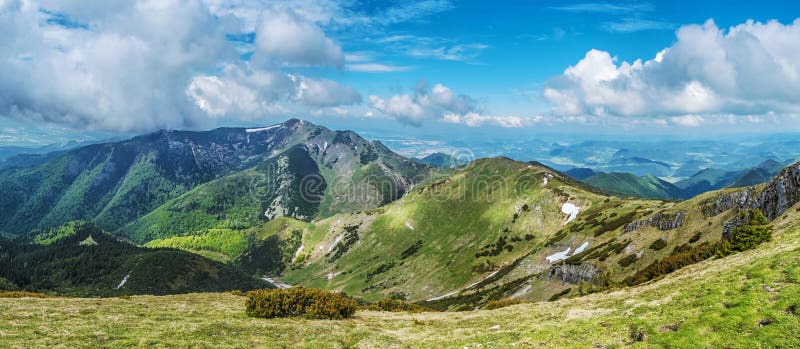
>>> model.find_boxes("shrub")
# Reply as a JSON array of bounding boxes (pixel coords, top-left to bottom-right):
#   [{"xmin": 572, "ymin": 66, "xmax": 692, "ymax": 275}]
[
  {"xmin": 364, "ymin": 298, "xmax": 432, "ymax": 313},
  {"xmin": 723, "ymin": 209, "xmax": 772, "ymax": 253},
  {"xmin": 548, "ymin": 288, "xmax": 572, "ymax": 301},
  {"xmin": 245, "ymin": 287, "xmax": 358, "ymax": 320},
  {"xmin": 618, "ymin": 254, "xmax": 637, "ymax": 267},
  {"xmin": 484, "ymin": 298, "xmax": 525, "ymax": 310},
  {"xmin": 649, "ymin": 239, "xmax": 667, "ymax": 251},
  {"xmin": 625, "ymin": 209, "xmax": 773, "ymax": 286},
  {"xmin": 0, "ymin": 291, "xmax": 55, "ymax": 298}
]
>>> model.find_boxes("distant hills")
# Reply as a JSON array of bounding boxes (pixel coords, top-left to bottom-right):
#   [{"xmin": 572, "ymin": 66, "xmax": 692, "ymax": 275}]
[
  {"xmin": 566, "ymin": 159, "xmax": 786, "ymax": 200},
  {"xmin": 0, "ymin": 222, "xmax": 265, "ymax": 296},
  {"xmin": 2, "ymin": 118, "xmax": 800, "ymax": 307},
  {"xmin": 0, "ymin": 119, "xmax": 436, "ymax": 237},
  {"xmin": 415, "ymin": 152, "xmax": 465, "ymax": 168}
]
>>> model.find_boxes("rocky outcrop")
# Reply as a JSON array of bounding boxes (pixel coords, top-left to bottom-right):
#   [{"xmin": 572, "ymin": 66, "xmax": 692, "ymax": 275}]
[
  {"xmin": 547, "ymin": 263, "xmax": 598, "ymax": 284},
  {"xmin": 756, "ymin": 162, "xmax": 800, "ymax": 220},
  {"xmin": 721, "ymin": 162, "xmax": 800, "ymax": 235},
  {"xmin": 623, "ymin": 211, "xmax": 687, "ymax": 232},
  {"xmin": 700, "ymin": 188, "xmax": 758, "ymax": 218}
]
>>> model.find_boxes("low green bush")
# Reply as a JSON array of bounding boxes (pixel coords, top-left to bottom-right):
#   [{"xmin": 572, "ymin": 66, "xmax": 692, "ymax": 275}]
[
  {"xmin": 484, "ymin": 298, "xmax": 525, "ymax": 310},
  {"xmin": 363, "ymin": 298, "xmax": 432, "ymax": 313},
  {"xmin": 649, "ymin": 239, "xmax": 667, "ymax": 251},
  {"xmin": 0, "ymin": 291, "xmax": 55, "ymax": 298},
  {"xmin": 245, "ymin": 287, "xmax": 358, "ymax": 320},
  {"xmin": 626, "ymin": 209, "xmax": 773, "ymax": 286}
]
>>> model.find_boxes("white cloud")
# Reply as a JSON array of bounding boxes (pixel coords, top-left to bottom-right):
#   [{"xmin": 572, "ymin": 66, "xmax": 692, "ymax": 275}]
[
  {"xmin": 0, "ymin": 0, "xmax": 228, "ymax": 132},
  {"xmin": 254, "ymin": 9, "xmax": 343, "ymax": 67},
  {"xmin": 369, "ymin": 94, "xmax": 428, "ymax": 126},
  {"xmin": 550, "ymin": 3, "xmax": 653, "ymax": 14},
  {"xmin": 603, "ymin": 18, "xmax": 675, "ymax": 33},
  {"xmin": 186, "ymin": 64, "xmax": 360, "ymax": 116},
  {"xmin": 0, "ymin": 1, "xmax": 365, "ymax": 132},
  {"xmin": 368, "ymin": 82, "xmax": 477, "ymax": 126},
  {"xmin": 670, "ymin": 115, "xmax": 705, "ymax": 127},
  {"xmin": 407, "ymin": 43, "xmax": 489, "ymax": 62},
  {"xmin": 187, "ymin": 75, "xmax": 262, "ymax": 117},
  {"xmin": 442, "ymin": 112, "xmax": 543, "ymax": 128},
  {"xmin": 292, "ymin": 76, "xmax": 361, "ymax": 107},
  {"xmin": 346, "ymin": 63, "xmax": 413, "ymax": 72},
  {"xmin": 544, "ymin": 19, "xmax": 800, "ymax": 119}
]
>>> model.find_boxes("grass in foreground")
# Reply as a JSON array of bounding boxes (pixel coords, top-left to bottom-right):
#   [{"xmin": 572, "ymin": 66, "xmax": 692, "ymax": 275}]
[{"xmin": 2, "ymin": 225, "xmax": 799, "ymax": 348}]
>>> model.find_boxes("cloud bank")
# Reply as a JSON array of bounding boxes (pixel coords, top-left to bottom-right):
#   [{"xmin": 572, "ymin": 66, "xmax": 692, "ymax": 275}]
[
  {"xmin": 368, "ymin": 82, "xmax": 476, "ymax": 126},
  {"xmin": 0, "ymin": 0, "xmax": 361, "ymax": 132},
  {"xmin": 544, "ymin": 19, "xmax": 800, "ymax": 120}
]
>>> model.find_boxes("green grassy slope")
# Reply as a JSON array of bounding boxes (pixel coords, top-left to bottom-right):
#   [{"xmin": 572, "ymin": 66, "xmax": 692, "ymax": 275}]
[
  {"xmin": 0, "ymin": 119, "xmax": 436, "ymax": 240},
  {"xmin": 3, "ymin": 205, "xmax": 799, "ymax": 348},
  {"xmin": 122, "ymin": 144, "xmax": 325, "ymax": 243},
  {"xmin": 274, "ymin": 158, "xmax": 607, "ymax": 302},
  {"xmin": 0, "ymin": 222, "xmax": 266, "ymax": 296},
  {"xmin": 583, "ymin": 172, "xmax": 686, "ymax": 199}
]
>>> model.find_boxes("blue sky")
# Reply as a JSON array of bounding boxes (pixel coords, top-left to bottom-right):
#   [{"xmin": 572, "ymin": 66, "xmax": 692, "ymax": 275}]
[{"xmin": 1, "ymin": 0, "xmax": 800, "ymax": 147}]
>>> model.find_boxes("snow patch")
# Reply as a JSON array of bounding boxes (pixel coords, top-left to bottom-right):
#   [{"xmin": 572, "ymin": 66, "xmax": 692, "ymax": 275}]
[
  {"xmin": 574, "ymin": 241, "xmax": 589, "ymax": 254},
  {"xmin": 561, "ymin": 203, "xmax": 580, "ymax": 225},
  {"xmin": 262, "ymin": 276, "xmax": 291, "ymax": 289},
  {"xmin": 245, "ymin": 124, "xmax": 280, "ymax": 133},
  {"xmin": 326, "ymin": 272, "xmax": 341, "ymax": 280},
  {"xmin": 327, "ymin": 234, "xmax": 345, "ymax": 253},
  {"xmin": 405, "ymin": 222, "xmax": 415, "ymax": 230},
  {"xmin": 293, "ymin": 245, "xmax": 304, "ymax": 259},
  {"xmin": 542, "ymin": 173, "xmax": 553, "ymax": 185},
  {"xmin": 115, "ymin": 274, "xmax": 129, "ymax": 290},
  {"xmin": 546, "ymin": 247, "xmax": 572, "ymax": 263},
  {"xmin": 546, "ymin": 241, "xmax": 590, "ymax": 263},
  {"xmin": 426, "ymin": 269, "xmax": 500, "ymax": 301}
]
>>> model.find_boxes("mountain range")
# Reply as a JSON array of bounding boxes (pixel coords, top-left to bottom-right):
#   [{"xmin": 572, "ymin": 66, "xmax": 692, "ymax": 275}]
[
  {"xmin": 566, "ymin": 159, "xmax": 785, "ymax": 200},
  {"xmin": 2, "ymin": 119, "xmax": 800, "ymax": 312}
]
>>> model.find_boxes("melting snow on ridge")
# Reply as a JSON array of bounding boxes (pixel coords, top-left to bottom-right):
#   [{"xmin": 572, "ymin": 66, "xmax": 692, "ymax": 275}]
[
  {"xmin": 246, "ymin": 124, "xmax": 280, "ymax": 133},
  {"xmin": 262, "ymin": 276, "xmax": 291, "ymax": 289},
  {"xmin": 426, "ymin": 269, "xmax": 500, "ymax": 301},
  {"xmin": 327, "ymin": 234, "xmax": 345, "ymax": 253},
  {"xmin": 115, "ymin": 274, "xmax": 129, "ymax": 290},
  {"xmin": 561, "ymin": 203, "xmax": 580, "ymax": 225},
  {"xmin": 546, "ymin": 241, "xmax": 590, "ymax": 263},
  {"xmin": 546, "ymin": 247, "xmax": 572, "ymax": 263},
  {"xmin": 574, "ymin": 241, "xmax": 589, "ymax": 254}
]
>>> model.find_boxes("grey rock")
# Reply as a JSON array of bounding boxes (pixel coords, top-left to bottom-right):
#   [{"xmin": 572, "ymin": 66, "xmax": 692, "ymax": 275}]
[
  {"xmin": 623, "ymin": 211, "xmax": 687, "ymax": 232},
  {"xmin": 547, "ymin": 263, "xmax": 598, "ymax": 284}
]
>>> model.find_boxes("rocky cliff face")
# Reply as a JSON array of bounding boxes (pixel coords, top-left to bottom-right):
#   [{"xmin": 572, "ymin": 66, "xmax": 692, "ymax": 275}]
[
  {"xmin": 547, "ymin": 263, "xmax": 598, "ymax": 284},
  {"xmin": 0, "ymin": 118, "xmax": 433, "ymax": 236},
  {"xmin": 719, "ymin": 162, "xmax": 800, "ymax": 236},
  {"xmin": 700, "ymin": 187, "xmax": 759, "ymax": 218},
  {"xmin": 623, "ymin": 210, "xmax": 687, "ymax": 232}
]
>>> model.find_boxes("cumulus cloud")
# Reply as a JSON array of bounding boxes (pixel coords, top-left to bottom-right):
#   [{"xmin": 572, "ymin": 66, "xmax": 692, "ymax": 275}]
[
  {"xmin": 669, "ymin": 115, "xmax": 705, "ymax": 127},
  {"xmin": 0, "ymin": 1, "xmax": 362, "ymax": 132},
  {"xmin": 254, "ymin": 9, "xmax": 344, "ymax": 67},
  {"xmin": 544, "ymin": 19, "xmax": 800, "ymax": 119},
  {"xmin": 292, "ymin": 76, "xmax": 361, "ymax": 107},
  {"xmin": 442, "ymin": 113, "xmax": 543, "ymax": 128},
  {"xmin": 346, "ymin": 63, "xmax": 413, "ymax": 72},
  {"xmin": 0, "ymin": 0, "xmax": 229, "ymax": 132},
  {"xmin": 368, "ymin": 82, "xmax": 477, "ymax": 126},
  {"xmin": 186, "ymin": 64, "xmax": 361, "ymax": 116}
]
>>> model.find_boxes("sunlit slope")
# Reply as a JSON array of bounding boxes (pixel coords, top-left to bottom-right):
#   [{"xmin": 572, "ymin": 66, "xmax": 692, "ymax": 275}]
[
  {"xmin": 278, "ymin": 158, "xmax": 608, "ymax": 301},
  {"xmin": 3, "ymin": 204, "xmax": 799, "ymax": 348}
]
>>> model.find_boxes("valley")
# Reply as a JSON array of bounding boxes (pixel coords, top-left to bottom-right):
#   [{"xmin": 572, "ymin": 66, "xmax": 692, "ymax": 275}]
[{"xmin": 2, "ymin": 119, "xmax": 800, "ymax": 347}]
